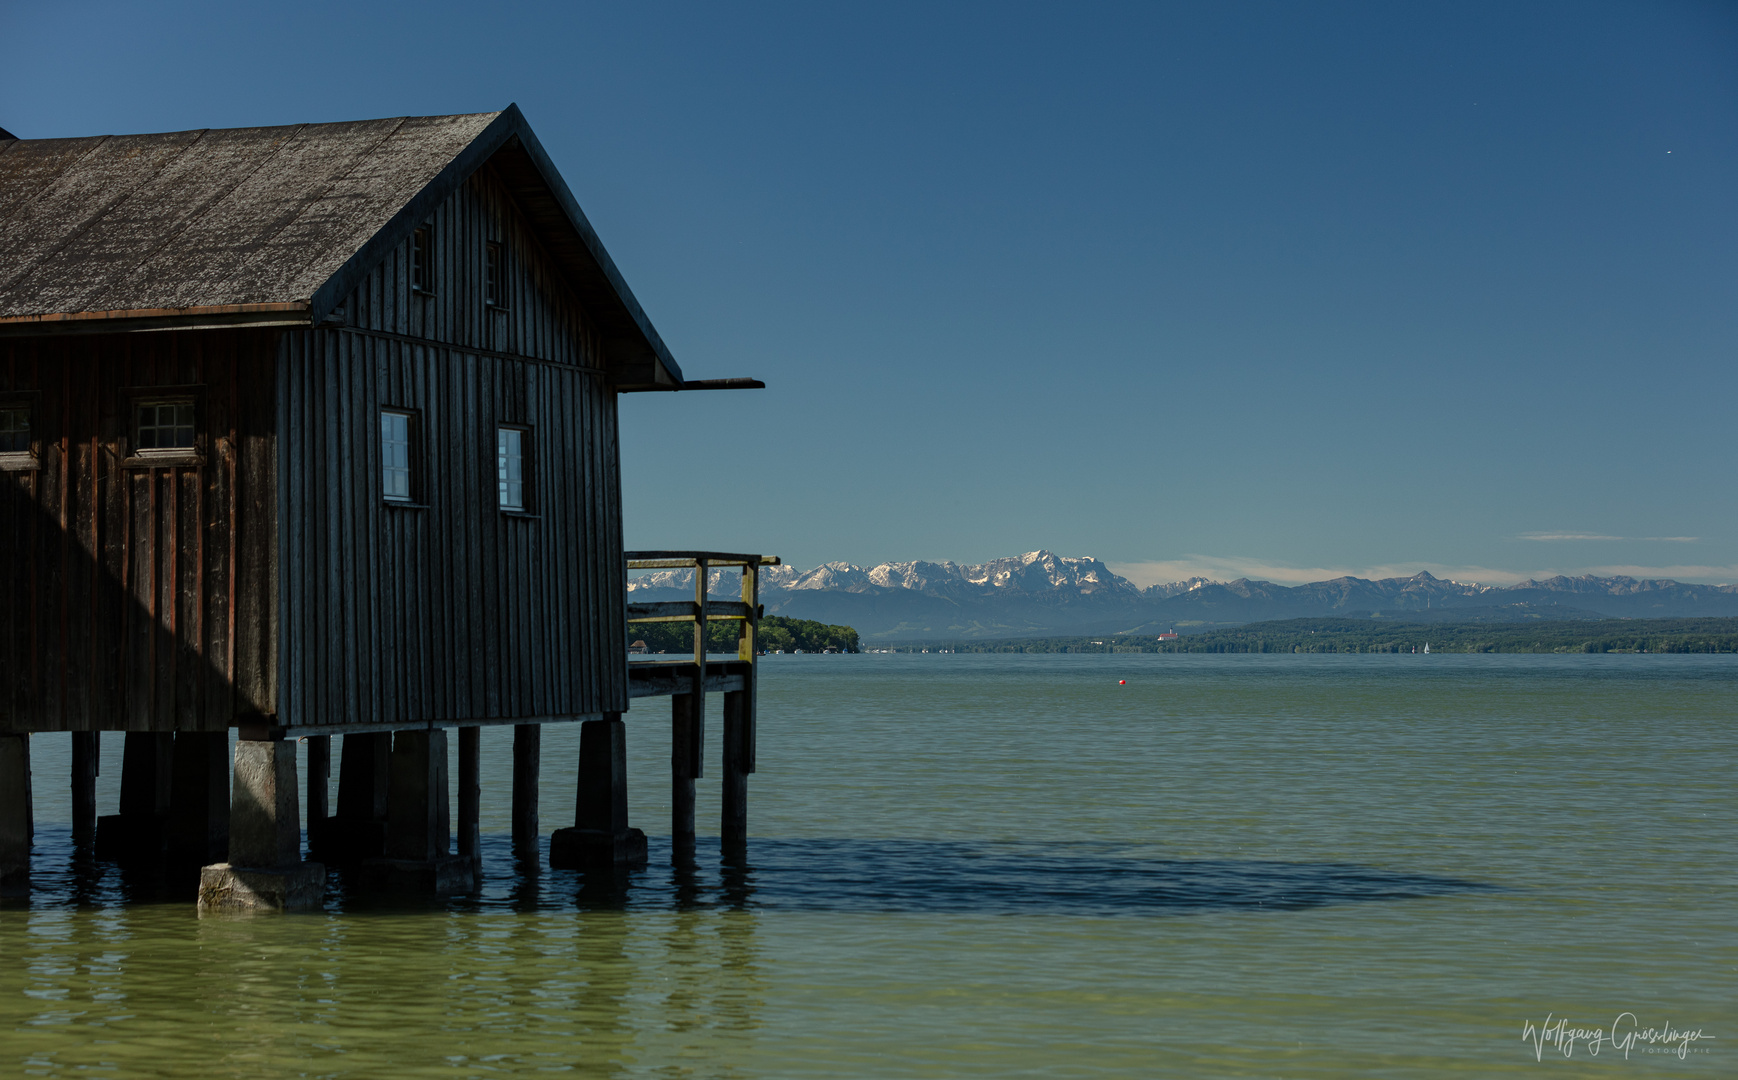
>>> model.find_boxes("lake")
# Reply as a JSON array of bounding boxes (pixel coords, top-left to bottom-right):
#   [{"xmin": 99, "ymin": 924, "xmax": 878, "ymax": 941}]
[{"xmin": 2, "ymin": 653, "xmax": 1733, "ymax": 1077}]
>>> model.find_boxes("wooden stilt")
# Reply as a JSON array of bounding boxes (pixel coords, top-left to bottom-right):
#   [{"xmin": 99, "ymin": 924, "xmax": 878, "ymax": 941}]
[
  {"xmin": 98, "ymin": 731, "xmax": 173, "ymax": 862},
  {"xmin": 458, "ymin": 726, "xmax": 480, "ymax": 859},
  {"xmin": 385, "ymin": 729, "xmax": 450, "ymax": 862},
  {"xmin": 337, "ymin": 731, "xmax": 391, "ymax": 823},
  {"xmin": 511, "ymin": 723, "xmax": 540, "ymax": 857},
  {"xmin": 71, "ymin": 731, "xmax": 99, "ymax": 845},
  {"xmin": 119, "ymin": 732, "xmax": 174, "ymax": 820},
  {"xmin": 306, "ymin": 735, "xmax": 330, "ymax": 832},
  {"xmin": 0, "ymin": 734, "xmax": 30, "ymax": 887},
  {"xmin": 722, "ymin": 689, "xmax": 749, "ymax": 852},
  {"xmin": 167, "ymin": 731, "xmax": 229, "ymax": 865},
  {"xmin": 320, "ymin": 730, "xmax": 390, "ymax": 861},
  {"xmin": 672, "ymin": 693, "xmax": 699, "ymax": 862}
]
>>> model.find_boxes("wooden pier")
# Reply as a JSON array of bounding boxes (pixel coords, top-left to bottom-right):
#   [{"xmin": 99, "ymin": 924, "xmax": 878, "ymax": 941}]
[{"xmin": 623, "ymin": 551, "xmax": 774, "ymax": 860}]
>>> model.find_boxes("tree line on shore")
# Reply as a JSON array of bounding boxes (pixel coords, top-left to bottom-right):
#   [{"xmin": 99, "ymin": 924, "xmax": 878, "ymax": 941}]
[
  {"xmin": 631, "ymin": 616, "xmax": 861, "ymax": 654},
  {"xmin": 877, "ymin": 617, "xmax": 1738, "ymax": 655}
]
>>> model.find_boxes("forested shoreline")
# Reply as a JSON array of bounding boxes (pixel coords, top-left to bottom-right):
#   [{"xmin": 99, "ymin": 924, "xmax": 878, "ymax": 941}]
[
  {"xmin": 877, "ymin": 617, "xmax": 1738, "ymax": 654},
  {"xmin": 631, "ymin": 616, "xmax": 861, "ymax": 654}
]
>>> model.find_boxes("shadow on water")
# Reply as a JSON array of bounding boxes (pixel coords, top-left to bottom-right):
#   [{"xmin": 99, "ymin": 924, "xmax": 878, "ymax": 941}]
[{"xmin": 8, "ymin": 826, "xmax": 1498, "ymax": 918}]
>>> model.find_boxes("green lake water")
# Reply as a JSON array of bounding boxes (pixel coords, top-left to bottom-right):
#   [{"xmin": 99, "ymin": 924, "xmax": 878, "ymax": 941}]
[{"xmin": 2, "ymin": 653, "xmax": 1733, "ymax": 1077}]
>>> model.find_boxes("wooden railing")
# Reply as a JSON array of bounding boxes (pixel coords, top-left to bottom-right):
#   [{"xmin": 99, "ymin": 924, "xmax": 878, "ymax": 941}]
[{"xmin": 625, "ymin": 551, "xmax": 781, "ymax": 667}]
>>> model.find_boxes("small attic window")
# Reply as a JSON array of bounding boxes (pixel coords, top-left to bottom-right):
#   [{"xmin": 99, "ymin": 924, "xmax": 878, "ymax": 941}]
[
  {"xmin": 411, "ymin": 228, "xmax": 433, "ymax": 293},
  {"xmin": 485, "ymin": 242, "xmax": 504, "ymax": 308}
]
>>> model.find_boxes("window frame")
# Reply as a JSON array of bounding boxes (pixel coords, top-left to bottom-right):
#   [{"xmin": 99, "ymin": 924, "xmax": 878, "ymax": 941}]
[
  {"xmin": 380, "ymin": 407, "xmax": 424, "ymax": 507},
  {"xmin": 0, "ymin": 391, "xmax": 39, "ymax": 472},
  {"xmin": 484, "ymin": 241, "xmax": 505, "ymax": 309},
  {"xmin": 120, "ymin": 385, "xmax": 204, "ymax": 468},
  {"xmin": 496, "ymin": 423, "xmax": 534, "ymax": 516},
  {"xmin": 410, "ymin": 226, "xmax": 434, "ymax": 295}
]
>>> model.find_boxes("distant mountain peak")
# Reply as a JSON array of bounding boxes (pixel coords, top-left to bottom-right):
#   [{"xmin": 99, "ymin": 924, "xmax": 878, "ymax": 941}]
[{"xmin": 626, "ymin": 551, "xmax": 1738, "ymax": 639}]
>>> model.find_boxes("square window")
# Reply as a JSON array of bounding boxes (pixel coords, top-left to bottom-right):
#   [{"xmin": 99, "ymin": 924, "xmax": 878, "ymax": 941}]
[
  {"xmin": 411, "ymin": 227, "xmax": 432, "ymax": 293},
  {"xmin": 0, "ymin": 405, "xmax": 28, "ymax": 454},
  {"xmin": 382, "ymin": 410, "xmax": 416, "ymax": 502},
  {"xmin": 136, "ymin": 400, "xmax": 195, "ymax": 451},
  {"xmin": 485, "ymin": 242, "xmax": 504, "ymax": 308},
  {"xmin": 498, "ymin": 427, "xmax": 529, "ymax": 512}
]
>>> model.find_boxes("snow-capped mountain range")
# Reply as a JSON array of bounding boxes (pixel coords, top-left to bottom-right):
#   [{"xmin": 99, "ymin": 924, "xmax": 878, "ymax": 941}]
[{"xmin": 628, "ymin": 550, "xmax": 1738, "ymax": 641}]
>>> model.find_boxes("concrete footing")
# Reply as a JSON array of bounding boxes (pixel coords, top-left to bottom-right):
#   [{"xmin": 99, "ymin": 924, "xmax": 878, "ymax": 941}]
[
  {"xmin": 197, "ymin": 862, "xmax": 326, "ymax": 913},
  {"xmin": 358, "ymin": 854, "xmax": 480, "ymax": 895},
  {"xmin": 199, "ymin": 736, "xmax": 324, "ymax": 913},
  {"xmin": 551, "ymin": 826, "xmax": 648, "ymax": 868},
  {"xmin": 550, "ymin": 716, "xmax": 647, "ymax": 870},
  {"xmin": 356, "ymin": 729, "xmax": 477, "ymax": 894}
]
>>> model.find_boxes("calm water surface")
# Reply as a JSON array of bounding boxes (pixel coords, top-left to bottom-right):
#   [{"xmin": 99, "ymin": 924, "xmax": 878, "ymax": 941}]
[{"xmin": 3, "ymin": 654, "xmax": 1734, "ymax": 1077}]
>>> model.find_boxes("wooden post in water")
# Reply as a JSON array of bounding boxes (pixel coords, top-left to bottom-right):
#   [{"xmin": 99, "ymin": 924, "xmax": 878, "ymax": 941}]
[
  {"xmin": 674, "ymin": 559, "xmax": 709, "ymax": 863},
  {"xmin": 70, "ymin": 731, "xmax": 99, "ymax": 845},
  {"xmin": 512, "ymin": 724, "xmax": 540, "ymax": 858},
  {"xmin": 167, "ymin": 732, "xmax": 230, "ymax": 866},
  {"xmin": 305, "ymin": 735, "xmax": 331, "ymax": 840},
  {"xmin": 722, "ymin": 691, "xmax": 749, "ymax": 852},
  {"xmin": 671, "ymin": 693, "xmax": 699, "ymax": 861},
  {"xmin": 99, "ymin": 732, "xmax": 173, "ymax": 862},
  {"xmin": 325, "ymin": 731, "xmax": 391, "ymax": 861},
  {"xmin": 458, "ymin": 726, "xmax": 480, "ymax": 859},
  {"xmin": 385, "ymin": 730, "xmax": 450, "ymax": 862},
  {"xmin": 722, "ymin": 561, "xmax": 758, "ymax": 853},
  {"xmin": 0, "ymin": 735, "xmax": 30, "ymax": 888}
]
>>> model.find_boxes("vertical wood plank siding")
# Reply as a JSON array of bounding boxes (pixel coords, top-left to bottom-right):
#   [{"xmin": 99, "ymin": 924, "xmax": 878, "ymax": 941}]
[
  {"xmin": 0, "ymin": 329, "xmax": 278, "ymax": 734},
  {"xmin": 276, "ymin": 166, "xmax": 627, "ymax": 729}
]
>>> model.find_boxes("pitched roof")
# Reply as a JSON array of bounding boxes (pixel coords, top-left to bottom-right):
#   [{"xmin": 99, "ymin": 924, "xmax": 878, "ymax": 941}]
[{"xmin": 0, "ymin": 107, "xmax": 682, "ymax": 385}]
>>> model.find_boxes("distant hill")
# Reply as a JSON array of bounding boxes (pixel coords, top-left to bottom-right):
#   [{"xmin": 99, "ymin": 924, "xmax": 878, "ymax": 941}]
[
  {"xmin": 884, "ymin": 618, "xmax": 1738, "ymax": 655},
  {"xmin": 626, "ymin": 550, "xmax": 1738, "ymax": 641}
]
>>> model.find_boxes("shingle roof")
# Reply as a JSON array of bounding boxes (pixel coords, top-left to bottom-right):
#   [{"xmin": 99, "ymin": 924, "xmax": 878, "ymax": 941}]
[{"xmin": 0, "ymin": 107, "xmax": 683, "ymax": 385}]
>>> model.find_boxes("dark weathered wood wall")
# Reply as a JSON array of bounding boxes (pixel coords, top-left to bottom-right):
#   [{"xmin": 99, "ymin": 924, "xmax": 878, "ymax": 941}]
[
  {"xmin": 0, "ymin": 329, "xmax": 278, "ymax": 734},
  {"xmin": 276, "ymin": 165, "xmax": 627, "ymax": 729}
]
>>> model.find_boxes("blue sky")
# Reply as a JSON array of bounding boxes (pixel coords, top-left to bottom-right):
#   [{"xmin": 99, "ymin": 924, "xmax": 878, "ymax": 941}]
[{"xmin": 5, "ymin": 1, "xmax": 1734, "ymax": 585}]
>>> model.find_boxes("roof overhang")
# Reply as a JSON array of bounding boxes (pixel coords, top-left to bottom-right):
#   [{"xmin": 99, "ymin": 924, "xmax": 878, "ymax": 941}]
[{"xmin": 0, "ymin": 301, "xmax": 310, "ymax": 337}]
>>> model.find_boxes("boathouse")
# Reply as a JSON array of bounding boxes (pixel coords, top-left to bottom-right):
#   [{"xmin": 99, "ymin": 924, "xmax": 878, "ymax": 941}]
[{"xmin": 0, "ymin": 108, "xmax": 767, "ymax": 907}]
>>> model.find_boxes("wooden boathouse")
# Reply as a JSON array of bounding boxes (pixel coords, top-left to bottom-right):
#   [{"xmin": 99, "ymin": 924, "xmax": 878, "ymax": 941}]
[{"xmin": 0, "ymin": 108, "xmax": 766, "ymax": 908}]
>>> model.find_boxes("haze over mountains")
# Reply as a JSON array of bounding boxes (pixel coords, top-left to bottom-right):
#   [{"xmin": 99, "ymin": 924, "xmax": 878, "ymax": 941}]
[{"xmin": 629, "ymin": 551, "xmax": 1738, "ymax": 641}]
